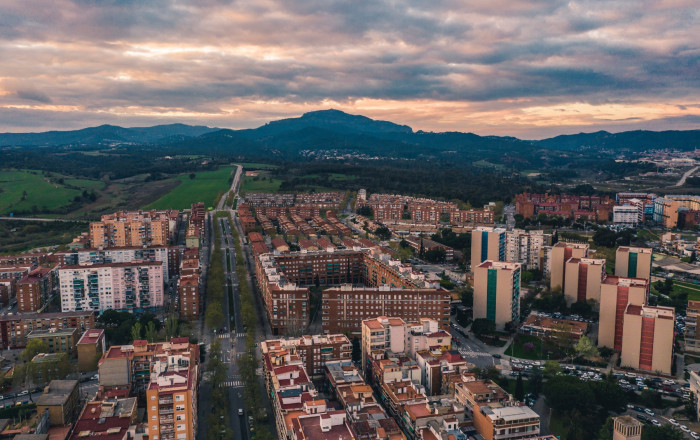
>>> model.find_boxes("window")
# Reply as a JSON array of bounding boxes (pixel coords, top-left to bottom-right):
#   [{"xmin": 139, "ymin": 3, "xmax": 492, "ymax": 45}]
[{"xmin": 175, "ymin": 394, "xmax": 185, "ymax": 402}]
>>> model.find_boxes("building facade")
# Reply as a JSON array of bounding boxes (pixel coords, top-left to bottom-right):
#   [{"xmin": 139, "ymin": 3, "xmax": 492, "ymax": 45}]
[
  {"xmin": 474, "ymin": 261, "xmax": 521, "ymax": 330},
  {"xmin": 598, "ymin": 276, "xmax": 648, "ymax": 350},
  {"xmin": 471, "ymin": 227, "xmax": 506, "ymax": 268},
  {"xmin": 549, "ymin": 242, "xmax": 589, "ymax": 291},
  {"xmin": 563, "ymin": 258, "xmax": 605, "ymax": 306},
  {"xmin": 58, "ymin": 261, "xmax": 164, "ymax": 313},
  {"xmin": 0, "ymin": 311, "xmax": 95, "ymax": 350},
  {"xmin": 615, "ymin": 247, "xmax": 652, "ymax": 281},
  {"xmin": 620, "ymin": 304, "xmax": 675, "ymax": 374}
]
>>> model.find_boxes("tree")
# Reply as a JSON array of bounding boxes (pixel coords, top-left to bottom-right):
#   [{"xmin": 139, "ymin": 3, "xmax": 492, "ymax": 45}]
[
  {"xmin": 20, "ymin": 339, "xmax": 49, "ymax": 362},
  {"xmin": 131, "ymin": 322, "xmax": 143, "ymax": 342},
  {"xmin": 641, "ymin": 425, "xmax": 684, "ymax": 440},
  {"xmin": 543, "ymin": 375, "xmax": 594, "ymax": 414},
  {"xmin": 686, "ymin": 394, "xmax": 698, "ymax": 422},
  {"xmin": 459, "ymin": 286, "xmax": 473, "ymax": 307},
  {"xmin": 471, "ymin": 318, "xmax": 496, "ymax": 336},
  {"xmin": 528, "ymin": 369, "xmax": 543, "ymax": 396},
  {"xmin": 597, "ymin": 417, "xmax": 614, "ymax": 440},
  {"xmin": 424, "ymin": 248, "xmax": 446, "ymax": 263},
  {"xmin": 590, "ymin": 377, "xmax": 628, "ymax": 413},
  {"xmin": 542, "ymin": 360, "xmax": 561, "ymax": 378},
  {"xmin": 356, "ymin": 206, "xmax": 372, "ymax": 216},
  {"xmin": 514, "ymin": 373, "xmax": 525, "ymax": 401},
  {"xmin": 206, "ymin": 305, "xmax": 225, "ymax": 330},
  {"xmin": 375, "ymin": 226, "xmax": 391, "ymax": 241},
  {"xmin": 145, "ymin": 321, "xmax": 158, "ymax": 342},
  {"xmin": 574, "ymin": 335, "xmax": 600, "ymax": 359},
  {"xmin": 165, "ymin": 316, "xmax": 180, "ymax": 340}
]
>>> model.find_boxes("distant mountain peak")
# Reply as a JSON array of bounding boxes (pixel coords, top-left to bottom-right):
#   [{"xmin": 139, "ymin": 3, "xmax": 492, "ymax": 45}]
[{"xmin": 257, "ymin": 108, "xmax": 412, "ymax": 136}]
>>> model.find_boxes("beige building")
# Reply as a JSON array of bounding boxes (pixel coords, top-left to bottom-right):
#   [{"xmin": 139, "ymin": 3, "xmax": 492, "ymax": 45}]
[
  {"xmin": 615, "ymin": 247, "xmax": 652, "ymax": 281},
  {"xmin": 686, "ymin": 300, "xmax": 700, "ymax": 354},
  {"xmin": 689, "ymin": 370, "xmax": 700, "ymax": 422},
  {"xmin": 36, "ymin": 380, "xmax": 80, "ymax": 426},
  {"xmin": 620, "ymin": 304, "xmax": 675, "ymax": 374},
  {"xmin": 27, "ymin": 328, "xmax": 79, "ymax": 357},
  {"xmin": 598, "ymin": 276, "xmax": 648, "ymax": 350},
  {"xmin": 471, "ymin": 227, "xmax": 506, "ymax": 268},
  {"xmin": 472, "ymin": 403, "xmax": 541, "ymax": 440},
  {"xmin": 549, "ymin": 242, "xmax": 589, "ymax": 291},
  {"xmin": 563, "ymin": 258, "xmax": 605, "ymax": 307},
  {"xmin": 474, "ymin": 261, "xmax": 521, "ymax": 331},
  {"xmin": 613, "ymin": 416, "xmax": 642, "ymax": 440}
]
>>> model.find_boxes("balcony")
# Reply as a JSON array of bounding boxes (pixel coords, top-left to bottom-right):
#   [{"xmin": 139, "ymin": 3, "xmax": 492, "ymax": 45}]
[
  {"xmin": 160, "ymin": 408, "xmax": 174, "ymax": 415},
  {"xmin": 160, "ymin": 416, "xmax": 174, "ymax": 423},
  {"xmin": 159, "ymin": 398, "xmax": 174, "ymax": 405}
]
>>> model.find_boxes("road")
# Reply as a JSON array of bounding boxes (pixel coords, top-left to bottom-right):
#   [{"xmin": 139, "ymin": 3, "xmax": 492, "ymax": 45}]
[
  {"xmin": 675, "ymin": 166, "xmax": 699, "ymax": 187},
  {"xmin": 0, "ymin": 216, "xmax": 87, "ymax": 222},
  {"xmin": 216, "ymin": 165, "xmax": 243, "ymax": 210},
  {"xmin": 198, "ymin": 162, "xmax": 276, "ymax": 440}
]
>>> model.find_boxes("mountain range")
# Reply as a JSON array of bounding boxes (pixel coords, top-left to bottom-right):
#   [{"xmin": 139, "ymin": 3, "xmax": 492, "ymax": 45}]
[{"xmin": 1, "ymin": 110, "xmax": 699, "ymax": 158}]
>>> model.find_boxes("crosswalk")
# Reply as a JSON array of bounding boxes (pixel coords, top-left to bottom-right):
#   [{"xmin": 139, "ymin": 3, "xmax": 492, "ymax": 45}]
[
  {"xmin": 220, "ymin": 380, "xmax": 244, "ymax": 388},
  {"xmin": 458, "ymin": 348, "xmax": 492, "ymax": 358},
  {"xmin": 217, "ymin": 333, "xmax": 247, "ymax": 339}
]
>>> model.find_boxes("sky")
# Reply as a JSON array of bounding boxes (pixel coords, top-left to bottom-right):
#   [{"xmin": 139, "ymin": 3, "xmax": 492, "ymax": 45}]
[{"xmin": 0, "ymin": 0, "xmax": 699, "ymax": 139}]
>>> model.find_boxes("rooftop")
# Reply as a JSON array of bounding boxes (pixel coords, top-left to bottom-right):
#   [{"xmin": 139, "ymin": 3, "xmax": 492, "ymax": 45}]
[
  {"xmin": 37, "ymin": 380, "xmax": 78, "ymax": 406},
  {"xmin": 78, "ymin": 329, "xmax": 105, "ymax": 345}
]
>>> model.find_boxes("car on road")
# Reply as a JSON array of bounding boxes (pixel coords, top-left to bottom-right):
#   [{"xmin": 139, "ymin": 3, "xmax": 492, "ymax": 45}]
[
  {"xmin": 644, "ymin": 409, "xmax": 654, "ymax": 416},
  {"xmin": 651, "ymin": 419, "xmax": 661, "ymax": 427},
  {"xmin": 634, "ymin": 406, "xmax": 644, "ymax": 412},
  {"xmin": 636, "ymin": 414, "xmax": 650, "ymax": 423},
  {"xmin": 492, "ymin": 354, "xmax": 501, "ymax": 359},
  {"xmin": 16, "ymin": 390, "xmax": 28, "ymax": 397},
  {"xmin": 691, "ymin": 432, "xmax": 699, "ymax": 440},
  {"xmin": 681, "ymin": 425, "xmax": 690, "ymax": 432},
  {"xmin": 238, "ymin": 408, "xmax": 244, "ymax": 416},
  {"xmin": 626, "ymin": 404, "xmax": 634, "ymax": 409},
  {"xmin": 669, "ymin": 418, "xmax": 678, "ymax": 426}
]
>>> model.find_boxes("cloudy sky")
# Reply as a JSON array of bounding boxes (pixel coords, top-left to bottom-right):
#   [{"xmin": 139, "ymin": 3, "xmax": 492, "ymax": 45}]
[{"xmin": 0, "ymin": 0, "xmax": 698, "ymax": 138}]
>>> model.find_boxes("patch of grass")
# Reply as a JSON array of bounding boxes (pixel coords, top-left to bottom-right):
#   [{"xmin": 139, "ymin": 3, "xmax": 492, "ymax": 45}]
[
  {"xmin": 144, "ymin": 166, "xmax": 235, "ymax": 210},
  {"xmin": 240, "ymin": 175, "xmax": 283, "ymax": 193},
  {"xmin": 0, "ymin": 219, "xmax": 88, "ymax": 253},
  {"xmin": 473, "ymin": 159, "xmax": 505, "ymax": 170},
  {"xmin": 239, "ymin": 162, "xmax": 279, "ymax": 170},
  {"xmin": 505, "ymin": 334, "xmax": 545, "ymax": 360},
  {"xmin": 64, "ymin": 178, "xmax": 106, "ymax": 190},
  {"xmin": 0, "ymin": 169, "xmax": 83, "ymax": 215},
  {"xmin": 548, "ymin": 413, "xmax": 571, "ymax": 439}
]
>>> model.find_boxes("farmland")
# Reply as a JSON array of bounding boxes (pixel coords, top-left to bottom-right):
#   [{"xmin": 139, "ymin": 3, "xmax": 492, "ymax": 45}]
[
  {"xmin": 0, "ymin": 169, "xmax": 85, "ymax": 215},
  {"xmin": 144, "ymin": 166, "xmax": 235, "ymax": 210}
]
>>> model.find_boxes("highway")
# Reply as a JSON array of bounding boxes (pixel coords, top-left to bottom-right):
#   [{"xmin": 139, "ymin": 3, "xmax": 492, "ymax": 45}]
[{"xmin": 675, "ymin": 165, "xmax": 699, "ymax": 187}]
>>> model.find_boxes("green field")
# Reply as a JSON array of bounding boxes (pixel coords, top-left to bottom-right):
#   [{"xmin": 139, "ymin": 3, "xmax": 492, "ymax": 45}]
[
  {"xmin": 504, "ymin": 334, "xmax": 545, "ymax": 360},
  {"xmin": 239, "ymin": 162, "xmax": 279, "ymax": 170},
  {"xmin": 0, "ymin": 170, "xmax": 83, "ymax": 215},
  {"xmin": 144, "ymin": 166, "xmax": 235, "ymax": 210},
  {"xmin": 64, "ymin": 178, "xmax": 106, "ymax": 190},
  {"xmin": 240, "ymin": 175, "xmax": 283, "ymax": 193}
]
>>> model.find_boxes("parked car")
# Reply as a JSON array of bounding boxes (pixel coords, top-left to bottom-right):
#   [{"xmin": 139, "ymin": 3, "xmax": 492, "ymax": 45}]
[
  {"xmin": 681, "ymin": 425, "xmax": 690, "ymax": 433},
  {"xmin": 238, "ymin": 408, "xmax": 244, "ymax": 416},
  {"xmin": 651, "ymin": 420, "xmax": 661, "ymax": 427},
  {"xmin": 669, "ymin": 419, "xmax": 678, "ymax": 426},
  {"xmin": 16, "ymin": 390, "xmax": 28, "ymax": 397}
]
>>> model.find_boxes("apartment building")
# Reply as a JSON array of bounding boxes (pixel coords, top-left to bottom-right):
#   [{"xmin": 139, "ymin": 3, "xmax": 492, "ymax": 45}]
[
  {"xmin": 473, "ymin": 403, "xmax": 541, "ymax": 440},
  {"xmin": 146, "ymin": 342, "xmax": 199, "ymax": 440},
  {"xmin": 322, "ymin": 286, "xmax": 450, "ymax": 335},
  {"xmin": 360, "ymin": 317, "xmax": 448, "ymax": 372},
  {"xmin": 260, "ymin": 334, "xmax": 352, "ymax": 378},
  {"xmin": 515, "ymin": 192, "xmax": 615, "ymax": 222},
  {"xmin": 689, "ymin": 370, "xmax": 700, "ymax": 422},
  {"xmin": 620, "ymin": 304, "xmax": 675, "ymax": 374},
  {"xmin": 255, "ymin": 248, "xmax": 447, "ymax": 335},
  {"xmin": 615, "ymin": 247, "xmax": 652, "ymax": 281},
  {"xmin": 613, "ymin": 205, "xmax": 642, "ymax": 227},
  {"xmin": 69, "ymin": 397, "xmax": 138, "ymax": 440},
  {"xmin": 474, "ymin": 261, "xmax": 521, "ymax": 331},
  {"xmin": 505, "ymin": 229, "xmax": 552, "ymax": 270},
  {"xmin": 58, "ymin": 261, "xmax": 164, "ymax": 313},
  {"xmin": 99, "ymin": 338, "xmax": 198, "ymax": 396},
  {"xmin": 471, "ymin": 227, "xmax": 506, "ymax": 267},
  {"xmin": 90, "ymin": 210, "xmax": 177, "ymax": 248},
  {"xmin": 686, "ymin": 300, "xmax": 700, "ymax": 354},
  {"xmin": 56, "ymin": 246, "xmax": 173, "ymax": 279},
  {"xmin": 17, "ymin": 266, "xmax": 56, "ymax": 313},
  {"xmin": 654, "ymin": 195, "xmax": 700, "ymax": 228},
  {"xmin": 177, "ymin": 274, "xmax": 200, "ymax": 319},
  {"xmin": 562, "ymin": 258, "xmax": 605, "ymax": 306},
  {"xmin": 27, "ymin": 327, "xmax": 79, "ymax": 357},
  {"xmin": 612, "ymin": 416, "xmax": 643, "ymax": 440},
  {"xmin": 77, "ymin": 328, "xmax": 106, "ymax": 372},
  {"xmin": 549, "ymin": 242, "xmax": 589, "ymax": 291},
  {"xmin": 0, "ymin": 311, "xmax": 96, "ymax": 350},
  {"xmin": 454, "ymin": 380, "xmax": 511, "ymax": 412},
  {"xmin": 598, "ymin": 276, "xmax": 648, "ymax": 350}
]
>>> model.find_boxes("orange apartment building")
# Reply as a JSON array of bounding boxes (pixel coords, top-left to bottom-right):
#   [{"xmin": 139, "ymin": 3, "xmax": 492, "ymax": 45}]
[
  {"xmin": 145, "ymin": 341, "xmax": 199, "ymax": 440},
  {"xmin": 90, "ymin": 210, "xmax": 177, "ymax": 248}
]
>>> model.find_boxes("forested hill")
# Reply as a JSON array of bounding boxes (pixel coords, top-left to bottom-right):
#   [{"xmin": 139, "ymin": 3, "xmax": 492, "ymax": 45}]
[{"xmin": 1, "ymin": 110, "xmax": 699, "ymax": 159}]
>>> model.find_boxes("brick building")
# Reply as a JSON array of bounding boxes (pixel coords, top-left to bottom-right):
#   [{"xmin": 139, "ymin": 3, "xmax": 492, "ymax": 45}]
[
  {"xmin": 17, "ymin": 266, "xmax": 56, "ymax": 313},
  {"xmin": 0, "ymin": 310, "xmax": 96, "ymax": 349}
]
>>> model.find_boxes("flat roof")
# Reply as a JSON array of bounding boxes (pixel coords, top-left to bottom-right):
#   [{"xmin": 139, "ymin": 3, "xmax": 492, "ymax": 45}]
[{"xmin": 78, "ymin": 329, "xmax": 105, "ymax": 345}]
